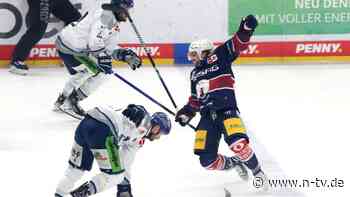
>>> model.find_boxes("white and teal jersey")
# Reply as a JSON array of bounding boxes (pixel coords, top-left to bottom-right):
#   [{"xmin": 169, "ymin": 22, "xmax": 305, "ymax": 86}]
[
  {"xmin": 57, "ymin": 0, "xmax": 121, "ymax": 56},
  {"xmin": 86, "ymin": 106, "xmax": 151, "ymax": 179},
  {"xmin": 87, "ymin": 106, "xmax": 151, "ymax": 147}
]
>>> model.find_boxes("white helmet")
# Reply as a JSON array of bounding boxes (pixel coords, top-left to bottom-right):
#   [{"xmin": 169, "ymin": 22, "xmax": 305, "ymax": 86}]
[{"xmin": 188, "ymin": 39, "xmax": 214, "ymax": 61}]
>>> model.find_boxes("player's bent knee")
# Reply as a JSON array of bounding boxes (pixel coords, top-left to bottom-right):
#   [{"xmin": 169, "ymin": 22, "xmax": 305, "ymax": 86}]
[
  {"xmin": 230, "ymin": 138, "xmax": 254, "ymax": 162},
  {"xmin": 55, "ymin": 166, "xmax": 84, "ymax": 195},
  {"xmin": 199, "ymin": 154, "xmax": 218, "ymax": 169},
  {"xmin": 65, "ymin": 166, "xmax": 84, "ymax": 181},
  {"xmin": 92, "ymin": 172, "xmax": 124, "ymax": 193},
  {"xmin": 223, "ymin": 117, "xmax": 247, "ymax": 137},
  {"xmin": 103, "ymin": 173, "xmax": 123, "ymax": 186},
  {"xmin": 194, "ymin": 130, "xmax": 208, "ymax": 152},
  {"xmin": 200, "ymin": 154, "xmax": 228, "ymax": 170}
]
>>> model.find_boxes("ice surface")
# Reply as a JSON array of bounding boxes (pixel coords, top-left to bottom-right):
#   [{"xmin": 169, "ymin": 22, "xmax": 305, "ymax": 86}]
[{"xmin": 0, "ymin": 65, "xmax": 349, "ymax": 197}]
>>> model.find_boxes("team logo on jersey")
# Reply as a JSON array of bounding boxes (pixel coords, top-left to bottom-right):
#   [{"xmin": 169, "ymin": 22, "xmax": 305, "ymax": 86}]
[
  {"xmin": 94, "ymin": 152, "xmax": 108, "ymax": 161},
  {"xmin": 191, "ymin": 65, "xmax": 220, "ymax": 81},
  {"xmin": 112, "ymin": 24, "xmax": 120, "ymax": 32},
  {"xmin": 207, "ymin": 54, "xmax": 218, "ymax": 64},
  {"xmin": 71, "ymin": 149, "xmax": 81, "ymax": 162},
  {"xmin": 138, "ymin": 138, "xmax": 145, "ymax": 146}
]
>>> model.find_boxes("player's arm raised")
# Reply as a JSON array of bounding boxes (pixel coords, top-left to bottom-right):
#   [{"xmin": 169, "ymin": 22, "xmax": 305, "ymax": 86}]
[
  {"xmin": 216, "ymin": 15, "xmax": 259, "ymax": 61},
  {"xmin": 233, "ymin": 15, "xmax": 258, "ymax": 52}
]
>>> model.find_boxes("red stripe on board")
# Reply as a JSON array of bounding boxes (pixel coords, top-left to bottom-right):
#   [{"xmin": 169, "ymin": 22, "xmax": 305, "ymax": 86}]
[
  {"xmin": 119, "ymin": 43, "xmax": 173, "ymax": 58},
  {"xmin": 0, "ymin": 45, "xmax": 15, "ymax": 60},
  {"xmin": 239, "ymin": 40, "xmax": 350, "ymax": 57},
  {"xmin": 0, "ymin": 44, "xmax": 59, "ymax": 60},
  {"xmin": 0, "ymin": 43, "xmax": 174, "ymax": 60}
]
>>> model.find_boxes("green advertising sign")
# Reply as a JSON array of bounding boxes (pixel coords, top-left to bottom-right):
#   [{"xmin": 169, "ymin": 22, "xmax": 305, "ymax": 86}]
[{"xmin": 229, "ymin": 0, "xmax": 350, "ymax": 35}]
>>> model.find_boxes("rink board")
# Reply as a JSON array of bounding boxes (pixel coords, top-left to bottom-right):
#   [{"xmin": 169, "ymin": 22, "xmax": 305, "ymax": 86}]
[{"xmin": 2, "ymin": 40, "xmax": 350, "ymax": 68}]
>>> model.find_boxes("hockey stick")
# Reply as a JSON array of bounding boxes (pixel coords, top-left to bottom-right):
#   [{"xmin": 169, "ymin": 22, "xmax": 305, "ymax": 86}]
[
  {"xmin": 57, "ymin": 107, "xmax": 83, "ymax": 120},
  {"xmin": 125, "ymin": 13, "xmax": 179, "ymax": 111},
  {"xmin": 113, "ymin": 71, "xmax": 196, "ymax": 130}
]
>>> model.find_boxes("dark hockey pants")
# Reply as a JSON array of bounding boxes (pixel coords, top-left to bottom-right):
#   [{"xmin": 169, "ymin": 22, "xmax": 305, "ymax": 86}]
[{"xmin": 11, "ymin": 0, "xmax": 81, "ymax": 62}]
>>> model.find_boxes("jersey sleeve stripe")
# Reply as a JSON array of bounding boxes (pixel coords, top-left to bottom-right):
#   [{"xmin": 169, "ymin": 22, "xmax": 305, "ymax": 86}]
[{"xmin": 232, "ymin": 33, "xmax": 249, "ymax": 52}]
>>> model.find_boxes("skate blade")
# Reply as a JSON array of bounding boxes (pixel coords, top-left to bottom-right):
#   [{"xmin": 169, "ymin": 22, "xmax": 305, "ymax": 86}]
[{"xmin": 52, "ymin": 107, "xmax": 63, "ymax": 112}]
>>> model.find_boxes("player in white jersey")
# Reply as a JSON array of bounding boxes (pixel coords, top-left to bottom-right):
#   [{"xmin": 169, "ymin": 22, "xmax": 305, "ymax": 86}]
[
  {"xmin": 54, "ymin": 104, "xmax": 172, "ymax": 197},
  {"xmin": 54, "ymin": 0, "xmax": 142, "ymax": 117}
]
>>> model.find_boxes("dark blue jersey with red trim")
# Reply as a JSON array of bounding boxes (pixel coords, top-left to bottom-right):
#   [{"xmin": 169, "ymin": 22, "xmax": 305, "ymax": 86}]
[{"xmin": 186, "ymin": 34, "xmax": 249, "ymax": 113}]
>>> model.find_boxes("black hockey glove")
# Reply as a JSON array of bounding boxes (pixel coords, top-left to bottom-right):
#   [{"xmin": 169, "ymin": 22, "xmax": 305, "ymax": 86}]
[
  {"xmin": 96, "ymin": 52, "xmax": 113, "ymax": 74},
  {"xmin": 112, "ymin": 48, "xmax": 142, "ymax": 70},
  {"xmin": 175, "ymin": 105, "xmax": 196, "ymax": 127},
  {"xmin": 117, "ymin": 179, "xmax": 133, "ymax": 197},
  {"xmin": 237, "ymin": 14, "xmax": 258, "ymax": 42}
]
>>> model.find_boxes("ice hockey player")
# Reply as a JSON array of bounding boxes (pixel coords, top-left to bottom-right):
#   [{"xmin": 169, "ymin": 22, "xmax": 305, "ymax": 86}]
[
  {"xmin": 8, "ymin": 0, "xmax": 81, "ymax": 75},
  {"xmin": 54, "ymin": 104, "xmax": 172, "ymax": 197},
  {"xmin": 54, "ymin": 0, "xmax": 142, "ymax": 118},
  {"xmin": 175, "ymin": 15, "xmax": 268, "ymax": 189}
]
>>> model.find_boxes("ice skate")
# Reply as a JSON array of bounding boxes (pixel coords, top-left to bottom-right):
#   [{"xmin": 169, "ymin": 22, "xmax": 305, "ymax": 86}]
[
  {"xmin": 230, "ymin": 156, "xmax": 249, "ymax": 181},
  {"xmin": 53, "ymin": 92, "xmax": 85, "ymax": 120},
  {"xmin": 68, "ymin": 90, "xmax": 86, "ymax": 117},
  {"xmin": 70, "ymin": 182, "xmax": 96, "ymax": 197},
  {"xmin": 9, "ymin": 61, "xmax": 29, "ymax": 75},
  {"xmin": 53, "ymin": 93, "xmax": 68, "ymax": 112}
]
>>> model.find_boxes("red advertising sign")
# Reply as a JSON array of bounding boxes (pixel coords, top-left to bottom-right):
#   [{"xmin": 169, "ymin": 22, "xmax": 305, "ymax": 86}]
[
  {"xmin": 0, "ymin": 45, "xmax": 59, "ymax": 60},
  {"xmin": 239, "ymin": 41, "xmax": 350, "ymax": 57},
  {"xmin": 119, "ymin": 43, "xmax": 174, "ymax": 58},
  {"xmin": 0, "ymin": 43, "xmax": 174, "ymax": 60}
]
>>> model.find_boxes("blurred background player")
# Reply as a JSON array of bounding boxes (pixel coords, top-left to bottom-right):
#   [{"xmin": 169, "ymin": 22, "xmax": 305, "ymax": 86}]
[
  {"xmin": 8, "ymin": 0, "xmax": 81, "ymax": 75},
  {"xmin": 53, "ymin": 0, "xmax": 142, "ymax": 118},
  {"xmin": 175, "ymin": 15, "xmax": 268, "ymax": 190},
  {"xmin": 54, "ymin": 104, "xmax": 172, "ymax": 197}
]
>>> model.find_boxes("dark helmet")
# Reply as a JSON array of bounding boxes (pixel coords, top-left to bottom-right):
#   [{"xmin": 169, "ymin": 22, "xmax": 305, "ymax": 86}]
[
  {"xmin": 102, "ymin": 0, "xmax": 134, "ymax": 22},
  {"xmin": 151, "ymin": 112, "xmax": 171, "ymax": 135},
  {"xmin": 122, "ymin": 104, "xmax": 148, "ymax": 127}
]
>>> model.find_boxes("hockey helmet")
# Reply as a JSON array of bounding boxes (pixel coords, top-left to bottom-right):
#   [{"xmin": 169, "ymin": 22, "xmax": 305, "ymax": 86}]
[
  {"xmin": 187, "ymin": 39, "xmax": 214, "ymax": 61},
  {"xmin": 102, "ymin": 0, "xmax": 134, "ymax": 22},
  {"xmin": 150, "ymin": 112, "xmax": 172, "ymax": 135},
  {"xmin": 122, "ymin": 104, "xmax": 148, "ymax": 128}
]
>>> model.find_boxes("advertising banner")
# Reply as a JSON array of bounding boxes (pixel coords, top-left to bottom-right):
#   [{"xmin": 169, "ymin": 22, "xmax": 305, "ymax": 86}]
[
  {"xmin": 1, "ymin": 0, "xmax": 350, "ymax": 66},
  {"xmin": 229, "ymin": 0, "xmax": 350, "ymax": 35},
  {"xmin": 174, "ymin": 40, "xmax": 350, "ymax": 64},
  {"xmin": 0, "ymin": 0, "xmax": 225, "ymax": 67},
  {"xmin": 0, "ymin": 43, "xmax": 174, "ymax": 66}
]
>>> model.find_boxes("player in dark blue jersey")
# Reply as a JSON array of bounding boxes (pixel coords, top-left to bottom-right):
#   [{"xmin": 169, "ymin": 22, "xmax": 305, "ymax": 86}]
[{"xmin": 175, "ymin": 15, "xmax": 268, "ymax": 189}]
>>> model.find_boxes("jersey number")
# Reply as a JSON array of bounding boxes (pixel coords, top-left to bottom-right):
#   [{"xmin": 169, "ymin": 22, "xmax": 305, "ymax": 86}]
[{"xmin": 196, "ymin": 80, "xmax": 210, "ymax": 98}]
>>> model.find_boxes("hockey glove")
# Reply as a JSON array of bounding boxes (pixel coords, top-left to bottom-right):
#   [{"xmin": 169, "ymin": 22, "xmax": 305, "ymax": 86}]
[
  {"xmin": 96, "ymin": 52, "xmax": 113, "ymax": 74},
  {"xmin": 237, "ymin": 14, "xmax": 258, "ymax": 42},
  {"xmin": 175, "ymin": 105, "xmax": 196, "ymax": 127},
  {"xmin": 112, "ymin": 48, "xmax": 142, "ymax": 70}
]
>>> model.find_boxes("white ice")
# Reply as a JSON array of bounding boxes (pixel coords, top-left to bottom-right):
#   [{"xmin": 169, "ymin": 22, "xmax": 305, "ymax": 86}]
[{"xmin": 0, "ymin": 64, "xmax": 349, "ymax": 197}]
